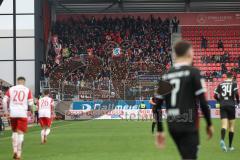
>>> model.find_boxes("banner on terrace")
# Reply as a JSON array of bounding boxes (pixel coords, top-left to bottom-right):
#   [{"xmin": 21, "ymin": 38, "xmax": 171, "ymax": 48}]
[{"xmin": 65, "ymin": 109, "xmax": 240, "ymax": 120}]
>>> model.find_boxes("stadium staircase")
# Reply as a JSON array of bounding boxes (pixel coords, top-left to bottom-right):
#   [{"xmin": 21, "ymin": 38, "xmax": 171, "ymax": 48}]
[
  {"xmin": 171, "ymin": 27, "xmax": 182, "ymax": 46},
  {"xmin": 170, "ymin": 26, "xmax": 182, "ymax": 62},
  {"xmin": 182, "ymin": 26, "xmax": 240, "ymax": 100}
]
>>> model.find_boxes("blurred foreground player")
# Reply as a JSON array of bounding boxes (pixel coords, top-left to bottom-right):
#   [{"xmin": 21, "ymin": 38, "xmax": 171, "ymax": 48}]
[
  {"xmin": 0, "ymin": 114, "xmax": 3, "ymax": 135},
  {"xmin": 149, "ymin": 97, "xmax": 157, "ymax": 133},
  {"xmin": 37, "ymin": 90, "xmax": 54, "ymax": 144},
  {"xmin": 3, "ymin": 77, "xmax": 33, "ymax": 160},
  {"xmin": 155, "ymin": 41, "xmax": 213, "ymax": 160},
  {"xmin": 149, "ymin": 97, "xmax": 163, "ymax": 134},
  {"xmin": 214, "ymin": 72, "xmax": 239, "ymax": 152}
]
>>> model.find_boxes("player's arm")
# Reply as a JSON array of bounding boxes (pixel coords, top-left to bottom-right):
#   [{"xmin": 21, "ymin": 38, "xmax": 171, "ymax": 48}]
[
  {"xmin": 213, "ymin": 85, "xmax": 220, "ymax": 102},
  {"xmin": 235, "ymin": 92, "xmax": 239, "ymax": 104},
  {"xmin": 233, "ymin": 82, "xmax": 239, "ymax": 104},
  {"xmin": 153, "ymin": 94, "xmax": 165, "ymax": 149},
  {"xmin": 193, "ymin": 69, "xmax": 213, "ymax": 139},
  {"xmin": 2, "ymin": 89, "xmax": 10, "ymax": 116},
  {"xmin": 28, "ymin": 90, "xmax": 34, "ymax": 114},
  {"xmin": 149, "ymin": 97, "xmax": 156, "ymax": 105},
  {"xmin": 198, "ymin": 93, "xmax": 212, "ymax": 127}
]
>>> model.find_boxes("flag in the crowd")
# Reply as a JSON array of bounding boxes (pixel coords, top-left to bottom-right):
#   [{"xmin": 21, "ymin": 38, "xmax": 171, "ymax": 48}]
[
  {"xmin": 62, "ymin": 48, "xmax": 70, "ymax": 57},
  {"xmin": 113, "ymin": 48, "xmax": 121, "ymax": 56}
]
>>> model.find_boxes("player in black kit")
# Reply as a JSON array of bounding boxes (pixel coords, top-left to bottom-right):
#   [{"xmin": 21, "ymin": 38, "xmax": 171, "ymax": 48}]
[
  {"xmin": 149, "ymin": 97, "xmax": 163, "ymax": 134},
  {"xmin": 154, "ymin": 40, "xmax": 213, "ymax": 160},
  {"xmin": 214, "ymin": 72, "xmax": 239, "ymax": 152}
]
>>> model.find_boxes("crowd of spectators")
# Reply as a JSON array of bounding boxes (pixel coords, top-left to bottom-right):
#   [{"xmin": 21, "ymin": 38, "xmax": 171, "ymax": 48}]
[
  {"xmin": 44, "ymin": 15, "xmax": 174, "ymax": 99},
  {"xmin": 203, "ymin": 67, "xmax": 240, "ymax": 81},
  {"xmin": 200, "ymin": 36, "xmax": 240, "ymax": 80},
  {"xmin": 201, "ymin": 51, "xmax": 230, "ymax": 63}
]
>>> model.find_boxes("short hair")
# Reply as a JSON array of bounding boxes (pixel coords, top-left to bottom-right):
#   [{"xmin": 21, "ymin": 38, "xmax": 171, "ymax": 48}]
[
  {"xmin": 226, "ymin": 72, "xmax": 233, "ymax": 78},
  {"xmin": 17, "ymin": 76, "xmax": 26, "ymax": 81},
  {"xmin": 174, "ymin": 40, "xmax": 192, "ymax": 57},
  {"xmin": 43, "ymin": 89, "xmax": 50, "ymax": 95}
]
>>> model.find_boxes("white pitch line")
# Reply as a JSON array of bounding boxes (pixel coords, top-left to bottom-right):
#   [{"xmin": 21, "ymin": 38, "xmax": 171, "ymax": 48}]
[{"xmin": 0, "ymin": 121, "xmax": 83, "ymax": 141}]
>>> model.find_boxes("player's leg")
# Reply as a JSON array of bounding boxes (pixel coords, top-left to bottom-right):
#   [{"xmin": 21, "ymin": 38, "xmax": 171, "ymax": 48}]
[
  {"xmin": 151, "ymin": 122, "xmax": 156, "ymax": 133},
  {"xmin": 40, "ymin": 118, "xmax": 51, "ymax": 144},
  {"xmin": 228, "ymin": 120, "xmax": 235, "ymax": 151},
  {"xmin": 43, "ymin": 127, "xmax": 47, "ymax": 144},
  {"xmin": 221, "ymin": 118, "xmax": 228, "ymax": 140},
  {"xmin": 220, "ymin": 107, "xmax": 228, "ymax": 151},
  {"xmin": 39, "ymin": 118, "xmax": 46, "ymax": 144},
  {"xmin": 34, "ymin": 112, "xmax": 37, "ymax": 123},
  {"xmin": 41, "ymin": 127, "xmax": 46, "ymax": 144},
  {"xmin": 45, "ymin": 127, "xmax": 51, "ymax": 139},
  {"xmin": 169, "ymin": 131, "xmax": 184, "ymax": 159},
  {"xmin": 152, "ymin": 113, "xmax": 157, "ymax": 134},
  {"xmin": 220, "ymin": 118, "xmax": 228, "ymax": 151},
  {"xmin": 15, "ymin": 118, "xmax": 27, "ymax": 159},
  {"xmin": 44, "ymin": 118, "xmax": 52, "ymax": 142},
  {"xmin": 12, "ymin": 132, "xmax": 18, "ymax": 159},
  {"xmin": 227, "ymin": 107, "xmax": 236, "ymax": 151},
  {"xmin": 178, "ymin": 132, "xmax": 199, "ymax": 160},
  {"xmin": 16, "ymin": 130, "xmax": 24, "ymax": 159},
  {"xmin": 0, "ymin": 117, "xmax": 3, "ymax": 134},
  {"xmin": 10, "ymin": 118, "xmax": 18, "ymax": 158},
  {"xmin": 46, "ymin": 127, "xmax": 51, "ymax": 135},
  {"xmin": 36, "ymin": 112, "xmax": 39, "ymax": 124}
]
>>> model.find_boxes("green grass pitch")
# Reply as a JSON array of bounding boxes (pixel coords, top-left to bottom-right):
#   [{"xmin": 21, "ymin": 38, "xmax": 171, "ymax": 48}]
[{"xmin": 0, "ymin": 119, "xmax": 239, "ymax": 160}]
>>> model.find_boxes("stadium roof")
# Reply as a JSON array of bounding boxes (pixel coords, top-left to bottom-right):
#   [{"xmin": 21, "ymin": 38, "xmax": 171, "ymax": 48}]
[{"xmin": 50, "ymin": 0, "xmax": 240, "ymax": 13}]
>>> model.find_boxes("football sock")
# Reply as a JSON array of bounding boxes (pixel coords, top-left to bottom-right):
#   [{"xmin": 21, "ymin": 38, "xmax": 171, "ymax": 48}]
[
  {"xmin": 229, "ymin": 132, "xmax": 234, "ymax": 148},
  {"xmin": 12, "ymin": 132, "xmax": 18, "ymax": 153},
  {"xmin": 41, "ymin": 129, "xmax": 45, "ymax": 142},
  {"xmin": 221, "ymin": 128, "xmax": 226, "ymax": 140},
  {"xmin": 17, "ymin": 134, "xmax": 24, "ymax": 157},
  {"xmin": 45, "ymin": 128, "xmax": 51, "ymax": 136},
  {"xmin": 152, "ymin": 122, "xmax": 156, "ymax": 133}
]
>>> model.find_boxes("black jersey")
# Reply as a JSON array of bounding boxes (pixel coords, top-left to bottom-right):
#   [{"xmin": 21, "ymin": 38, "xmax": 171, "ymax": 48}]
[
  {"xmin": 214, "ymin": 80, "xmax": 238, "ymax": 107},
  {"xmin": 161, "ymin": 64, "xmax": 206, "ymax": 132}
]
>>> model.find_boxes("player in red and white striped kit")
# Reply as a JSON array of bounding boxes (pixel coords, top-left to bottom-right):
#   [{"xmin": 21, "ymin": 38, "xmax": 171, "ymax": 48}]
[
  {"xmin": 37, "ymin": 90, "xmax": 54, "ymax": 144},
  {"xmin": 3, "ymin": 77, "xmax": 33, "ymax": 160}
]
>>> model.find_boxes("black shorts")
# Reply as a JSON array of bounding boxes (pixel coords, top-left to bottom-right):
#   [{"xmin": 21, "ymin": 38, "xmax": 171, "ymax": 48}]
[
  {"xmin": 35, "ymin": 111, "xmax": 39, "ymax": 117},
  {"xmin": 220, "ymin": 106, "xmax": 235, "ymax": 120},
  {"xmin": 169, "ymin": 130, "xmax": 199, "ymax": 160}
]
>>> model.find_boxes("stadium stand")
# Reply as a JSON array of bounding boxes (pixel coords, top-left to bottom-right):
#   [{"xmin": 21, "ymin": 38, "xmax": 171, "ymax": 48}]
[
  {"xmin": 182, "ymin": 26, "xmax": 240, "ymax": 99},
  {"xmin": 43, "ymin": 16, "xmax": 173, "ymax": 100}
]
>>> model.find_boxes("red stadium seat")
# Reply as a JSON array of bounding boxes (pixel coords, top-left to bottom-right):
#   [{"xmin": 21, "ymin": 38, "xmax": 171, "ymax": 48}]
[{"xmin": 182, "ymin": 26, "xmax": 240, "ymax": 99}]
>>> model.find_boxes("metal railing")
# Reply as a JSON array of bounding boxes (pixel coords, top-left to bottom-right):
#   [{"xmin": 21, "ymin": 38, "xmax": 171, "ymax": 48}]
[{"xmin": 40, "ymin": 77, "xmax": 160, "ymax": 101}]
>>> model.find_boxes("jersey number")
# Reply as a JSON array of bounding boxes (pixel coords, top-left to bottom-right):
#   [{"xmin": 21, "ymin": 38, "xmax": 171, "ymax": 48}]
[
  {"xmin": 13, "ymin": 90, "xmax": 25, "ymax": 102},
  {"xmin": 40, "ymin": 100, "xmax": 49, "ymax": 109},
  {"xmin": 170, "ymin": 79, "xmax": 180, "ymax": 107},
  {"xmin": 221, "ymin": 84, "xmax": 232, "ymax": 97}
]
